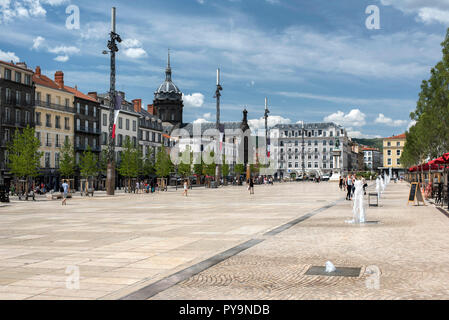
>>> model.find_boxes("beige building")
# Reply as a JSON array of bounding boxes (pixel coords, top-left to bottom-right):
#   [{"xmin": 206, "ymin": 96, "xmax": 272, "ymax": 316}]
[
  {"xmin": 381, "ymin": 133, "xmax": 406, "ymax": 176},
  {"xmin": 33, "ymin": 67, "xmax": 74, "ymax": 187}
]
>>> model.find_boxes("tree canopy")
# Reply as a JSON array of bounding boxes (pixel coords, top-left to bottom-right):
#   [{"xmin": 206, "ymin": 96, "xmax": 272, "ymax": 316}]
[
  {"xmin": 59, "ymin": 138, "xmax": 75, "ymax": 178},
  {"xmin": 401, "ymin": 28, "xmax": 449, "ymax": 167},
  {"xmin": 155, "ymin": 145, "xmax": 173, "ymax": 177},
  {"xmin": 79, "ymin": 146, "xmax": 98, "ymax": 178},
  {"xmin": 7, "ymin": 126, "xmax": 42, "ymax": 180}
]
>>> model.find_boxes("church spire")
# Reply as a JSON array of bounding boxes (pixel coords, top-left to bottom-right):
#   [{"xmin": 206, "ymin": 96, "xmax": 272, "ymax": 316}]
[{"xmin": 165, "ymin": 48, "xmax": 172, "ymax": 81}]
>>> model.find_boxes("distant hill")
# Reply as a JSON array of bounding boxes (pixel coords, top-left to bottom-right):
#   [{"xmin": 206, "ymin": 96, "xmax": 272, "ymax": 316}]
[{"xmin": 352, "ymin": 138, "xmax": 383, "ymax": 151}]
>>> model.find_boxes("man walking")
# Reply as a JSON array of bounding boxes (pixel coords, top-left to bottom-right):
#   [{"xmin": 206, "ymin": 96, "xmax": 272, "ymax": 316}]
[
  {"xmin": 62, "ymin": 180, "xmax": 69, "ymax": 206},
  {"xmin": 346, "ymin": 175, "xmax": 353, "ymax": 200}
]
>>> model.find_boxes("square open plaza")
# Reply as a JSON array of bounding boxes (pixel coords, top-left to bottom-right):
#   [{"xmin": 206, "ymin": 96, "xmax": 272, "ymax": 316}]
[
  {"xmin": 0, "ymin": 180, "xmax": 448, "ymax": 300},
  {"xmin": 2, "ymin": 1, "xmax": 449, "ymax": 306}
]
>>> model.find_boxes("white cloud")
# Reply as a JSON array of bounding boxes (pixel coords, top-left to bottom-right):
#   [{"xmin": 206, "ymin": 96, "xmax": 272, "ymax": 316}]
[
  {"xmin": 324, "ymin": 109, "xmax": 366, "ymax": 127},
  {"xmin": 380, "ymin": 0, "xmax": 449, "ymax": 24},
  {"xmin": 0, "ymin": 49, "xmax": 19, "ymax": 62},
  {"xmin": 122, "ymin": 38, "xmax": 143, "ymax": 49},
  {"xmin": 407, "ymin": 120, "xmax": 417, "ymax": 130},
  {"xmin": 203, "ymin": 112, "xmax": 212, "ymax": 120},
  {"xmin": 0, "ymin": 0, "xmax": 55, "ymax": 23},
  {"xmin": 54, "ymin": 55, "xmax": 69, "ymax": 62},
  {"xmin": 375, "ymin": 113, "xmax": 408, "ymax": 126},
  {"xmin": 248, "ymin": 115, "xmax": 291, "ymax": 132},
  {"xmin": 183, "ymin": 93, "xmax": 205, "ymax": 108},
  {"xmin": 346, "ymin": 128, "xmax": 381, "ymax": 139},
  {"xmin": 193, "ymin": 118, "xmax": 211, "ymax": 124},
  {"xmin": 48, "ymin": 45, "xmax": 80, "ymax": 55},
  {"xmin": 32, "ymin": 36, "xmax": 45, "ymax": 50},
  {"xmin": 196, "ymin": 0, "xmax": 205, "ymax": 4},
  {"xmin": 123, "ymin": 48, "xmax": 147, "ymax": 59},
  {"xmin": 121, "ymin": 38, "xmax": 147, "ymax": 59}
]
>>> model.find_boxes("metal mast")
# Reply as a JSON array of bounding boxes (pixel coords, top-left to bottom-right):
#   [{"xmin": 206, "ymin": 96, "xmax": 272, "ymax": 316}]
[
  {"xmin": 214, "ymin": 68, "xmax": 223, "ymax": 185},
  {"xmin": 264, "ymin": 97, "xmax": 270, "ymax": 158},
  {"xmin": 106, "ymin": 7, "xmax": 121, "ymax": 195},
  {"xmin": 301, "ymin": 121, "xmax": 305, "ymax": 179}
]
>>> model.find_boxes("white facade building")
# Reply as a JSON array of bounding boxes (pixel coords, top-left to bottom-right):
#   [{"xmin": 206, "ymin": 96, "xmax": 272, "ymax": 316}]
[{"xmin": 270, "ymin": 122, "xmax": 351, "ymax": 178}]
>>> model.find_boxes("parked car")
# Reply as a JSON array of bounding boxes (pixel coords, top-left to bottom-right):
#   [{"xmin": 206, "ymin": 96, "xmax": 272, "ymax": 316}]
[{"xmin": 321, "ymin": 175, "xmax": 330, "ymax": 181}]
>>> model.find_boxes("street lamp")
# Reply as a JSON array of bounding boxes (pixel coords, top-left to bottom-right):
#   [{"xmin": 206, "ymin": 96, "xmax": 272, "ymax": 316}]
[
  {"xmin": 214, "ymin": 68, "xmax": 223, "ymax": 186},
  {"xmin": 264, "ymin": 97, "xmax": 270, "ymax": 159},
  {"xmin": 104, "ymin": 7, "xmax": 122, "ymax": 196},
  {"xmin": 301, "ymin": 121, "xmax": 306, "ymax": 179}
]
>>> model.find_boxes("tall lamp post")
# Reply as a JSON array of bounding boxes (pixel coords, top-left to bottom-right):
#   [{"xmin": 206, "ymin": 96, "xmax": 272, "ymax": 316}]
[
  {"xmin": 214, "ymin": 68, "xmax": 223, "ymax": 186},
  {"xmin": 264, "ymin": 97, "xmax": 270, "ymax": 159},
  {"xmin": 105, "ymin": 7, "xmax": 121, "ymax": 195},
  {"xmin": 301, "ymin": 121, "xmax": 306, "ymax": 179}
]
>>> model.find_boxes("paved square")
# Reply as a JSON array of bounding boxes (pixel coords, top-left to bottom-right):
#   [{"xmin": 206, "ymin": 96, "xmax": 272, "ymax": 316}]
[{"xmin": 0, "ymin": 182, "xmax": 448, "ymax": 300}]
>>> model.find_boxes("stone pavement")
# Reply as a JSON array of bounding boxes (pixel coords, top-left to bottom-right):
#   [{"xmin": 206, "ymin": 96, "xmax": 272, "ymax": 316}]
[
  {"xmin": 0, "ymin": 181, "xmax": 447, "ymax": 299},
  {"xmin": 152, "ymin": 182, "xmax": 449, "ymax": 300}
]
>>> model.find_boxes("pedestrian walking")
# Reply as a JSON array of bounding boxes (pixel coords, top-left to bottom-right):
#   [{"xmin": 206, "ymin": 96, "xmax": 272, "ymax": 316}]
[
  {"xmin": 346, "ymin": 176, "xmax": 353, "ymax": 200},
  {"xmin": 339, "ymin": 176, "xmax": 343, "ymax": 190},
  {"xmin": 249, "ymin": 178, "xmax": 254, "ymax": 195},
  {"xmin": 183, "ymin": 180, "xmax": 188, "ymax": 197},
  {"xmin": 61, "ymin": 180, "xmax": 69, "ymax": 206},
  {"xmin": 362, "ymin": 177, "xmax": 368, "ymax": 195}
]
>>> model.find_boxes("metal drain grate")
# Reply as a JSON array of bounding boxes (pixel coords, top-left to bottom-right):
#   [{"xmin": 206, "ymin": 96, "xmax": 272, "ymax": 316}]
[{"xmin": 305, "ymin": 266, "xmax": 361, "ymax": 277}]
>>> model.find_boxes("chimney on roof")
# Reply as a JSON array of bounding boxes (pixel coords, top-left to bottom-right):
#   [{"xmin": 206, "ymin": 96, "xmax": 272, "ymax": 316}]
[
  {"xmin": 35, "ymin": 66, "xmax": 41, "ymax": 76},
  {"xmin": 54, "ymin": 71, "xmax": 64, "ymax": 89},
  {"xmin": 88, "ymin": 92, "xmax": 98, "ymax": 100},
  {"xmin": 147, "ymin": 104, "xmax": 156, "ymax": 115},
  {"xmin": 132, "ymin": 99, "xmax": 142, "ymax": 113}
]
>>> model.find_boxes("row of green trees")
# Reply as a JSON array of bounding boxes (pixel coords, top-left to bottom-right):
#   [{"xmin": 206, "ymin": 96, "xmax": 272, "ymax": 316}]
[
  {"xmin": 6, "ymin": 127, "xmax": 257, "ymax": 190},
  {"xmin": 401, "ymin": 29, "xmax": 449, "ymax": 167}
]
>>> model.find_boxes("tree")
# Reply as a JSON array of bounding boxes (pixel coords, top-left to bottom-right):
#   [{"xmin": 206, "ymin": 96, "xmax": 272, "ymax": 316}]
[
  {"xmin": 203, "ymin": 150, "xmax": 216, "ymax": 177},
  {"xmin": 99, "ymin": 147, "xmax": 109, "ymax": 176},
  {"xmin": 118, "ymin": 137, "xmax": 139, "ymax": 191},
  {"xmin": 59, "ymin": 138, "xmax": 75, "ymax": 178},
  {"xmin": 178, "ymin": 146, "xmax": 193, "ymax": 177},
  {"xmin": 7, "ymin": 126, "xmax": 42, "ymax": 195},
  {"xmin": 155, "ymin": 145, "xmax": 173, "ymax": 177},
  {"xmin": 142, "ymin": 147, "xmax": 156, "ymax": 177},
  {"xmin": 234, "ymin": 163, "xmax": 245, "ymax": 177},
  {"xmin": 402, "ymin": 28, "xmax": 449, "ymax": 166},
  {"xmin": 79, "ymin": 146, "xmax": 98, "ymax": 179},
  {"xmin": 193, "ymin": 152, "xmax": 203, "ymax": 176},
  {"xmin": 222, "ymin": 155, "xmax": 230, "ymax": 177}
]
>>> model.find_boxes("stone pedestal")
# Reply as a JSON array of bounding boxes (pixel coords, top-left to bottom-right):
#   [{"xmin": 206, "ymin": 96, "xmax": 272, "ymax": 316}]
[{"xmin": 330, "ymin": 149, "xmax": 342, "ymax": 181}]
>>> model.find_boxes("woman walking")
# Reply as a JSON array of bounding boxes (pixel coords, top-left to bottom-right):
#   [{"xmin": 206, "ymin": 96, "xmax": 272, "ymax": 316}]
[
  {"xmin": 249, "ymin": 178, "xmax": 254, "ymax": 195},
  {"xmin": 183, "ymin": 180, "xmax": 188, "ymax": 197}
]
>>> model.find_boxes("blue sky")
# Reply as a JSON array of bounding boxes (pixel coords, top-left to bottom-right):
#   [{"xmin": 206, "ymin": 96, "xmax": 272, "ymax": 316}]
[{"xmin": 1, "ymin": 0, "xmax": 448, "ymax": 138}]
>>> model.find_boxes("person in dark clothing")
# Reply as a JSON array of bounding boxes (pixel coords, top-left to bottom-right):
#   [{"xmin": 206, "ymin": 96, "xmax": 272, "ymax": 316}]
[{"xmin": 249, "ymin": 178, "xmax": 254, "ymax": 195}]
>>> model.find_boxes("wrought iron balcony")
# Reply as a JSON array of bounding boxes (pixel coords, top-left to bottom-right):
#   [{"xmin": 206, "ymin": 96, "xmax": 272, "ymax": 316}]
[{"xmin": 35, "ymin": 100, "xmax": 74, "ymax": 113}]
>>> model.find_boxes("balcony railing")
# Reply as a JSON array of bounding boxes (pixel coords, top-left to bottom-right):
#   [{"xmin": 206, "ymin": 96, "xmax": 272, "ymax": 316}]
[
  {"xmin": 2, "ymin": 97, "xmax": 33, "ymax": 107},
  {"xmin": 1, "ymin": 118, "xmax": 34, "ymax": 127},
  {"xmin": 75, "ymin": 126, "xmax": 101, "ymax": 134},
  {"xmin": 75, "ymin": 144, "xmax": 101, "ymax": 152},
  {"xmin": 36, "ymin": 100, "xmax": 74, "ymax": 113}
]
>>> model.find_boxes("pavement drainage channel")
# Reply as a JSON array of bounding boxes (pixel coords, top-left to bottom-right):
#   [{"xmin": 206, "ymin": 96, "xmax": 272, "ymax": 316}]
[{"xmin": 120, "ymin": 198, "xmax": 343, "ymax": 300}]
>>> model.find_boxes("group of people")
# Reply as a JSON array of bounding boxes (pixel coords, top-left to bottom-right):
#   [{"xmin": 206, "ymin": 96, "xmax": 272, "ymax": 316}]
[
  {"xmin": 339, "ymin": 175, "xmax": 368, "ymax": 200},
  {"xmin": 134, "ymin": 180, "xmax": 158, "ymax": 194}
]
